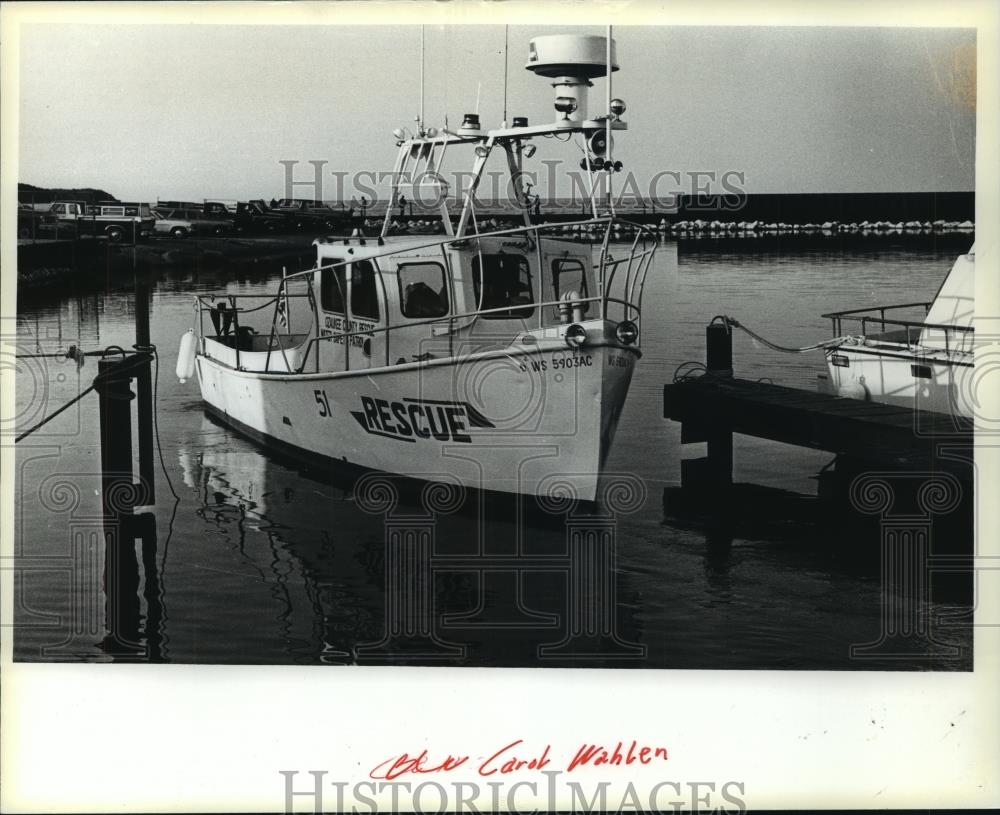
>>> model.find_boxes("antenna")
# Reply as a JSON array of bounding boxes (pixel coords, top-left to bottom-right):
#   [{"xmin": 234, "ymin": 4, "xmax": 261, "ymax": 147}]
[
  {"xmin": 419, "ymin": 25, "xmax": 425, "ymax": 132},
  {"xmin": 502, "ymin": 25, "xmax": 509, "ymax": 127},
  {"xmin": 606, "ymin": 24, "xmax": 615, "ymax": 215},
  {"xmin": 475, "ymin": 81, "xmax": 482, "ymax": 116}
]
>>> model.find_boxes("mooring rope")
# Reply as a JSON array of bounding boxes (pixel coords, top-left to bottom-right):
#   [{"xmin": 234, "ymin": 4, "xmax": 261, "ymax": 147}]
[
  {"xmin": 14, "ymin": 346, "xmax": 106, "ymax": 363},
  {"xmin": 671, "ymin": 316, "xmax": 859, "ymax": 384},
  {"xmin": 14, "ymin": 384, "xmax": 96, "ymax": 442},
  {"xmin": 144, "ymin": 343, "xmax": 181, "ymax": 504},
  {"xmin": 716, "ymin": 315, "xmax": 854, "ymax": 354},
  {"xmin": 15, "ymin": 347, "xmax": 149, "ymax": 443}
]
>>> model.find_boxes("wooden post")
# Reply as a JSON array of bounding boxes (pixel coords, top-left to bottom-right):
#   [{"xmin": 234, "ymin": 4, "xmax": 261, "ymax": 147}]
[
  {"xmin": 676, "ymin": 322, "xmax": 734, "ymax": 495},
  {"xmin": 705, "ymin": 321, "xmax": 733, "ymax": 489},
  {"xmin": 706, "ymin": 320, "xmax": 733, "ymax": 377},
  {"xmin": 97, "ymin": 358, "xmax": 135, "ymax": 517}
]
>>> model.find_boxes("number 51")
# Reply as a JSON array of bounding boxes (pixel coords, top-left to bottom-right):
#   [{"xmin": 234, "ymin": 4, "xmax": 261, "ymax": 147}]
[{"xmin": 314, "ymin": 389, "xmax": 331, "ymax": 417}]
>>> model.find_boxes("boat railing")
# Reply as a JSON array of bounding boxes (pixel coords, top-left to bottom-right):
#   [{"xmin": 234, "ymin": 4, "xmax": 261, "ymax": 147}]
[
  {"xmin": 821, "ymin": 302, "xmax": 974, "ymax": 354},
  {"xmin": 195, "ymin": 291, "xmax": 316, "ymax": 373},
  {"xmin": 294, "ymin": 293, "xmax": 613, "ymax": 373},
  {"xmin": 196, "ymin": 216, "xmax": 657, "ymax": 374}
]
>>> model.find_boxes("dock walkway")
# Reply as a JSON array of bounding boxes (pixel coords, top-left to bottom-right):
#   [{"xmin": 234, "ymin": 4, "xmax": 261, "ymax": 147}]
[{"xmin": 663, "ymin": 374, "xmax": 972, "ymax": 481}]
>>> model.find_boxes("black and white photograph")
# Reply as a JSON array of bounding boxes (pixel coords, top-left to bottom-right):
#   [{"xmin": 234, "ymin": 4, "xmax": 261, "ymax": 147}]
[{"xmin": 2, "ymin": 2, "xmax": 998, "ymax": 812}]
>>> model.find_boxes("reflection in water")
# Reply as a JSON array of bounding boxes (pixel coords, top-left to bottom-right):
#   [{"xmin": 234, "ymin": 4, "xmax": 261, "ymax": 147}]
[
  {"xmin": 101, "ymin": 510, "xmax": 166, "ymax": 662},
  {"xmin": 172, "ymin": 420, "xmax": 650, "ymax": 666}
]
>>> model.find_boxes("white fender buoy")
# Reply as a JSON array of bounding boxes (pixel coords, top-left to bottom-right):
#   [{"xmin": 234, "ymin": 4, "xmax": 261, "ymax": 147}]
[
  {"xmin": 838, "ymin": 378, "xmax": 870, "ymax": 402},
  {"xmin": 176, "ymin": 329, "xmax": 197, "ymax": 383}
]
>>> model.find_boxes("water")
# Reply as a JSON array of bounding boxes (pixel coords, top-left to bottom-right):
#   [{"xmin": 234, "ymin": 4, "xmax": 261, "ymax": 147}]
[{"xmin": 12, "ymin": 236, "xmax": 974, "ymax": 668}]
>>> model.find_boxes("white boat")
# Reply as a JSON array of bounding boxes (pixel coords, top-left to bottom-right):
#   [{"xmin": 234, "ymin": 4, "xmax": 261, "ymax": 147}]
[
  {"xmin": 177, "ymin": 32, "xmax": 657, "ymax": 501},
  {"xmin": 817, "ymin": 244, "xmax": 974, "ymax": 418}
]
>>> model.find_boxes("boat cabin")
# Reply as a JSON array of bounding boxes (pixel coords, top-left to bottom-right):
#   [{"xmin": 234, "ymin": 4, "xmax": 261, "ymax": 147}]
[
  {"xmin": 197, "ymin": 32, "xmax": 656, "ymax": 378},
  {"xmin": 305, "ymin": 234, "xmax": 597, "ymax": 371}
]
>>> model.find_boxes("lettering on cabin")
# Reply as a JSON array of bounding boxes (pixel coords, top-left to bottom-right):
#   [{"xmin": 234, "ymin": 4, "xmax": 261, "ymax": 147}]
[
  {"xmin": 321, "ymin": 315, "xmax": 374, "ymax": 347},
  {"xmin": 350, "ymin": 396, "xmax": 495, "ymax": 443}
]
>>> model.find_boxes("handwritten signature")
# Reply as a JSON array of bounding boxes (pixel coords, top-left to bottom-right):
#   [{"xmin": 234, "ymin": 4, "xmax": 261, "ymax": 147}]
[{"xmin": 369, "ymin": 740, "xmax": 668, "ymax": 780}]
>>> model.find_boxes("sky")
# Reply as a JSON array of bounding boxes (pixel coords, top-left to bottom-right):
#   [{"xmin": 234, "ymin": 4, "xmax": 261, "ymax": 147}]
[{"xmin": 16, "ymin": 23, "xmax": 976, "ymax": 202}]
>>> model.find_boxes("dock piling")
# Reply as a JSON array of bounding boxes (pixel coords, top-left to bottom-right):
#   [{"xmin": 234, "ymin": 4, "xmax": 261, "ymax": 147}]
[
  {"xmin": 97, "ymin": 357, "xmax": 137, "ymax": 515},
  {"xmin": 676, "ymin": 320, "xmax": 734, "ymax": 493}
]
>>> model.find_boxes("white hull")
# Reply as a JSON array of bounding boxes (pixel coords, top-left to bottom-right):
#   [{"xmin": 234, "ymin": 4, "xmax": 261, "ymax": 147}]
[
  {"xmin": 196, "ymin": 329, "xmax": 638, "ymax": 501},
  {"xmin": 819, "ymin": 343, "xmax": 972, "ymax": 418},
  {"xmin": 819, "ymin": 244, "xmax": 975, "ymax": 419}
]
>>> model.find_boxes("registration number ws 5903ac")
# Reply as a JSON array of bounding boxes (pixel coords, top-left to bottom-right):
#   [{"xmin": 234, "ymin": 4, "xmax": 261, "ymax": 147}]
[{"xmin": 518, "ymin": 354, "xmax": 593, "ymax": 373}]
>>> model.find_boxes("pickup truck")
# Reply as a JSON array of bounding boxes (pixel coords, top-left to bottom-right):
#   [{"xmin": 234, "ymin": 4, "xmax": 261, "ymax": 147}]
[
  {"xmin": 41, "ymin": 200, "xmax": 155, "ymax": 242},
  {"xmin": 269, "ymin": 198, "xmax": 363, "ymax": 232},
  {"xmin": 233, "ymin": 200, "xmax": 288, "ymax": 233}
]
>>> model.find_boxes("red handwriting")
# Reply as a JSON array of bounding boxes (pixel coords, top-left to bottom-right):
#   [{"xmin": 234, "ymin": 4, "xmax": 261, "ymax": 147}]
[
  {"xmin": 478, "ymin": 739, "xmax": 551, "ymax": 776},
  {"xmin": 369, "ymin": 750, "xmax": 469, "ymax": 780},
  {"xmin": 369, "ymin": 740, "xmax": 668, "ymax": 779},
  {"xmin": 567, "ymin": 740, "xmax": 668, "ymax": 771}
]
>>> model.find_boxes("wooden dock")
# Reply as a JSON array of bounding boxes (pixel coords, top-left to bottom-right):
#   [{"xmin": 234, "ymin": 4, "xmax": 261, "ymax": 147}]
[
  {"xmin": 664, "ymin": 375, "xmax": 971, "ymax": 475},
  {"xmin": 662, "ymin": 324, "xmax": 973, "ymax": 492}
]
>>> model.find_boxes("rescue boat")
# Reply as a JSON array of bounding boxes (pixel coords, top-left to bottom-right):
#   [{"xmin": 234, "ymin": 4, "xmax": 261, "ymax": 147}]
[{"xmin": 177, "ymin": 32, "xmax": 658, "ymax": 501}]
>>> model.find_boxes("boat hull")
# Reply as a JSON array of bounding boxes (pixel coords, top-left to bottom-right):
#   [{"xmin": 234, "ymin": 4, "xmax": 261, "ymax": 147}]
[
  {"xmin": 819, "ymin": 343, "xmax": 973, "ymax": 418},
  {"xmin": 196, "ymin": 341, "xmax": 638, "ymax": 501}
]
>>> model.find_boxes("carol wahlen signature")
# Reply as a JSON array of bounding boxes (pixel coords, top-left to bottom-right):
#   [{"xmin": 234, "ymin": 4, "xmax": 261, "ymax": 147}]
[{"xmin": 369, "ymin": 739, "xmax": 669, "ymax": 780}]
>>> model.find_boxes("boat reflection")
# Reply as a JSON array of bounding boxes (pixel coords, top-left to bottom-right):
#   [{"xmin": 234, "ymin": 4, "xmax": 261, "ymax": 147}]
[{"xmin": 175, "ymin": 417, "xmax": 646, "ymax": 665}]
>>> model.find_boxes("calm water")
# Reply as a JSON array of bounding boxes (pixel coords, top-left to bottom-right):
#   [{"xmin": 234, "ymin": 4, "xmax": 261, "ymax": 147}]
[{"xmin": 13, "ymin": 236, "xmax": 974, "ymax": 667}]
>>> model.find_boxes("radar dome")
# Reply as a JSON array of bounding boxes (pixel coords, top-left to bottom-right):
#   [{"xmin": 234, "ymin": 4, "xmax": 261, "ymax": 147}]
[{"xmin": 525, "ymin": 35, "xmax": 618, "ymax": 79}]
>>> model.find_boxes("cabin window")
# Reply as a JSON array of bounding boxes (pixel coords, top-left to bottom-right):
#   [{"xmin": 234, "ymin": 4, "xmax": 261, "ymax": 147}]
[
  {"xmin": 320, "ymin": 264, "xmax": 346, "ymax": 313},
  {"xmin": 102, "ymin": 206, "xmax": 125, "ymax": 217},
  {"xmin": 398, "ymin": 262, "xmax": 449, "ymax": 318},
  {"xmin": 551, "ymin": 258, "xmax": 590, "ymax": 316},
  {"xmin": 471, "ymin": 253, "xmax": 534, "ymax": 319},
  {"xmin": 350, "ymin": 260, "xmax": 380, "ymax": 320}
]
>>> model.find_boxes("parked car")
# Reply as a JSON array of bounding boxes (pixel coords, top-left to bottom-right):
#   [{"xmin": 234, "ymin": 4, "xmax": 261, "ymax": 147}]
[
  {"xmin": 17, "ymin": 203, "xmax": 41, "ymax": 238},
  {"xmin": 154, "ymin": 200, "xmax": 234, "ymax": 217},
  {"xmin": 153, "ymin": 208, "xmax": 232, "ymax": 238}
]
